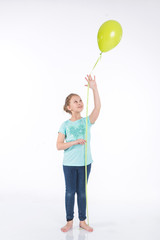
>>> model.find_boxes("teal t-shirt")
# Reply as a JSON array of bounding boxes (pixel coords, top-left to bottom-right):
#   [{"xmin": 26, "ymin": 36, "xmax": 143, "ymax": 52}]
[{"xmin": 58, "ymin": 116, "xmax": 95, "ymax": 166}]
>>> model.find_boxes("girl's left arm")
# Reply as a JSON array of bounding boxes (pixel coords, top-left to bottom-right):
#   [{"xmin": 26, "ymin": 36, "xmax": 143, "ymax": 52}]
[
  {"xmin": 85, "ymin": 74, "xmax": 101, "ymax": 124},
  {"xmin": 89, "ymin": 86, "xmax": 101, "ymax": 124}
]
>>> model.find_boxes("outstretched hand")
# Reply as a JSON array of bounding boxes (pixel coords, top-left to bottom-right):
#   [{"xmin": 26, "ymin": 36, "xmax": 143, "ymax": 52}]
[{"xmin": 85, "ymin": 74, "xmax": 97, "ymax": 90}]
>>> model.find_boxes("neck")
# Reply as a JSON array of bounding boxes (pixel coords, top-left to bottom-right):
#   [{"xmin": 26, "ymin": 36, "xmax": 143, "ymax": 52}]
[{"xmin": 70, "ymin": 113, "xmax": 81, "ymax": 121}]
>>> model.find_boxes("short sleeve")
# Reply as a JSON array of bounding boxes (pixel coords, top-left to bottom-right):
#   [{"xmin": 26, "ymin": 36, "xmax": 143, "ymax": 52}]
[
  {"xmin": 58, "ymin": 122, "xmax": 66, "ymax": 136},
  {"xmin": 85, "ymin": 116, "xmax": 95, "ymax": 127}
]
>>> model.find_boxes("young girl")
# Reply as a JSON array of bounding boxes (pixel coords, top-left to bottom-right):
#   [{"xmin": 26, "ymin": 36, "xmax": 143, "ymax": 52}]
[{"xmin": 57, "ymin": 74, "xmax": 101, "ymax": 232}]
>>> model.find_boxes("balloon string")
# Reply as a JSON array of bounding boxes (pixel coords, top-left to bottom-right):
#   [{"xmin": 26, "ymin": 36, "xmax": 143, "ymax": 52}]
[
  {"xmin": 91, "ymin": 52, "xmax": 102, "ymax": 73},
  {"xmin": 85, "ymin": 52, "xmax": 102, "ymax": 226}
]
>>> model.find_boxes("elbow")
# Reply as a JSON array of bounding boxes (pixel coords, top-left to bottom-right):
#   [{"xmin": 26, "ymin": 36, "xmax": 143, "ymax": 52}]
[
  {"xmin": 56, "ymin": 143, "xmax": 60, "ymax": 150},
  {"xmin": 95, "ymin": 105, "xmax": 101, "ymax": 111},
  {"xmin": 98, "ymin": 106, "xmax": 101, "ymax": 113}
]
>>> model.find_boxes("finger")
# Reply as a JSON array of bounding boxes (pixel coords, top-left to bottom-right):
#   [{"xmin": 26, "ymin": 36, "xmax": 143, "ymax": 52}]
[{"xmin": 94, "ymin": 75, "xmax": 96, "ymax": 81}]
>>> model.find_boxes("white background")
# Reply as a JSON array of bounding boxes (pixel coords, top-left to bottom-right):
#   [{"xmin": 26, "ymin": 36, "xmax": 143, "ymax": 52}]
[{"xmin": 0, "ymin": 0, "xmax": 160, "ymax": 239}]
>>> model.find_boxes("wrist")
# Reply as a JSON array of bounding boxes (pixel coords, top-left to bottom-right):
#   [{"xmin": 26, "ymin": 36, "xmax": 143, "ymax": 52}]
[
  {"xmin": 92, "ymin": 86, "xmax": 98, "ymax": 91},
  {"xmin": 72, "ymin": 140, "xmax": 77, "ymax": 145}
]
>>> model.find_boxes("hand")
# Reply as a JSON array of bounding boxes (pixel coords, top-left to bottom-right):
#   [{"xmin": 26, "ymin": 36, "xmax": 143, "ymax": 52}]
[
  {"xmin": 85, "ymin": 74, "xmax": 97, "ymax": 90},
  {"xmin": 75, "ymin": 139, "xmax": 87, "ymax": 145}
]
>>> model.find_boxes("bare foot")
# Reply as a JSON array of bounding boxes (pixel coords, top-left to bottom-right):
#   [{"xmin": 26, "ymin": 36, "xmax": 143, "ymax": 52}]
[
  {"xmin": 61, "ymin": 220, "xmax": 73, "ymax": 232},
  {"xmin": 79, "ymin": 220, "xmax": 93, "ymax": 232}
]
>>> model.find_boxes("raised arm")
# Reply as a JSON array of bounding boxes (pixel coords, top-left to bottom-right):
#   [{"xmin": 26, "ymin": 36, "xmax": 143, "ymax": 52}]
[{"xmin": 85, "ymin": 74, "xmax": 101, "ymax": 124}]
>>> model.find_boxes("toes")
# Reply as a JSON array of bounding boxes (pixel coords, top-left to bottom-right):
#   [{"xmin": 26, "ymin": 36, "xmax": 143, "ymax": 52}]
[
  {"xmin": 79, "ymin": 224, "xmax": 93, "ymax": 232},
  {"xmin": 61, "ymin": 227, "xmax": 67, "ymax": 232}
]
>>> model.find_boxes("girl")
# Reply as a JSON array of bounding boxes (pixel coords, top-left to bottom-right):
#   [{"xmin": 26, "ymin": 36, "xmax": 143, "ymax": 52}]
[{"xmin": 56, "ymin": 74, "xmax": 101, "ymax": 232}]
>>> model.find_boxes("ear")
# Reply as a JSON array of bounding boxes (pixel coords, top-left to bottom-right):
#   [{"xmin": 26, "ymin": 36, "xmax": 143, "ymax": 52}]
[{"xmin": 67, "ymin": 105, "xmax": 71, "ymax": 111}]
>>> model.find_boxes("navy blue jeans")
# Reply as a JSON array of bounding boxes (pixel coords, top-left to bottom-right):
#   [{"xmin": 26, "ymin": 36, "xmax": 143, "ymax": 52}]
[{"xmin": 63, "ymin": 163, "xmax": 91, "ymax": 222}]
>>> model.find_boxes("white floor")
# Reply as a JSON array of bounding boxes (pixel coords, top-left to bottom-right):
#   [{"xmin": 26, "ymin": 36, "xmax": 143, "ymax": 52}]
[{"xmin": 0, "ymin": 193, "xmax": 160, "ymax": 240}]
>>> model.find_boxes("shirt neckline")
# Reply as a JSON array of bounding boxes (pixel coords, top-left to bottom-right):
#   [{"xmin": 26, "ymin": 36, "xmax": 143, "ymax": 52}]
[{"xmin": 68, "ymin": 117, "xmax": 83, "ymax": 122}]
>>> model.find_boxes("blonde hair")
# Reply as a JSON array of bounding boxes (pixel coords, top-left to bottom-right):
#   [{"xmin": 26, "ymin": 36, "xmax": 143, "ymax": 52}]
[{"xmin": 63, "ymin": 93, "xmax": 79, "ymax": 115}]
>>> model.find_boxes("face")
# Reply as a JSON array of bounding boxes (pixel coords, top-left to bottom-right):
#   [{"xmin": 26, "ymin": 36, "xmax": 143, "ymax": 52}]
[{"xmin": 67, "ymin": 95, "xmax": 84, "ymax": 113}]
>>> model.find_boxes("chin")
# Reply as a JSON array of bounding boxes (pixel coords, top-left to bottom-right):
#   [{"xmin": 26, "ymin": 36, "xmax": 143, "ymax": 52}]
[{"xmin": 77, "ymin": 107, "xmax": 83, "ymax": 111}]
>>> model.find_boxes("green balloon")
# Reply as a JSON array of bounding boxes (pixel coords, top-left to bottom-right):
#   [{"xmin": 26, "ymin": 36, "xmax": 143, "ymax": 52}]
[{"xmin": 97, "ymin": 20, "xmax": 123, "ymax": 52}]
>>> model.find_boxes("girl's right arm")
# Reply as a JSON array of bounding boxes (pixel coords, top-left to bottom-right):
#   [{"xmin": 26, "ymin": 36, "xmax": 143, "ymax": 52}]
[{"xmin": 56, "ymin": 133, "xmax": 86, "ymax": 150}]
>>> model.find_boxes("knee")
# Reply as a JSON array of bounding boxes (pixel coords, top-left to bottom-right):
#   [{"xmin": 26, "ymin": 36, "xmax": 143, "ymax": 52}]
[
  {"xmin": 77, "ymin": 192, "xmax": 86, "ymax": 199},
  {"xmin": 66, "ymin": 190, "xmax": 76, "ymax": 198}
]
